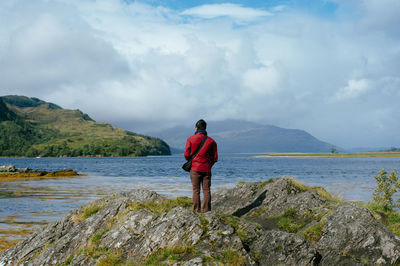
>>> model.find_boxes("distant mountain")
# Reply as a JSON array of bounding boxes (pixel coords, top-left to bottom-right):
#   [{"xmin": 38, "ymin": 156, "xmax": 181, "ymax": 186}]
[
  {"xmin": 148, "ymin": 119, "xmax": 340, "ymax": 153},
  {"xmin": 0, "ymin": 95, "xmax": 170, "ymax": 157}
]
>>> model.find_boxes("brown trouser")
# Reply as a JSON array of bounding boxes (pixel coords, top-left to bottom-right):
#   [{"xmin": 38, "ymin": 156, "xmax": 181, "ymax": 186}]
[{"xmin": 190, "ymin": 170, "xmax": 211, "ymax": 212}]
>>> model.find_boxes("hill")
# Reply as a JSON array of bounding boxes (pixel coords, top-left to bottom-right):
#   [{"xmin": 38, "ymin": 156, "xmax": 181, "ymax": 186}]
[
  {"xmin": 149, "ymin": 120, "xmax": 339, "ymax": 153},
  {"xmin": 0, "ymin": 95, "xmax": 170, "ymax": 157}
]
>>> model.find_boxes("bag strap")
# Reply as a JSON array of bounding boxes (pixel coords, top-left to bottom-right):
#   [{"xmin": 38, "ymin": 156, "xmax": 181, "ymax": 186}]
[{"xmin": 189, "ymin": 135, "xmax": 208, "ymax": 160}]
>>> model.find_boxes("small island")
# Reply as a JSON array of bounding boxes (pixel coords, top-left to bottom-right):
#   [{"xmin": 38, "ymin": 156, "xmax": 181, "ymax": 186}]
[{"xmin": 0, "ymin": 164, "xmax": 83, "ymax": 181}]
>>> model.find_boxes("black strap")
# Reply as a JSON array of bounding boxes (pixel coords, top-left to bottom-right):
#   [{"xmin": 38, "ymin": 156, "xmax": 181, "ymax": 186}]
[{"xmin": 189, "ymin": 135, "xmax": 208, "ymax": 160}]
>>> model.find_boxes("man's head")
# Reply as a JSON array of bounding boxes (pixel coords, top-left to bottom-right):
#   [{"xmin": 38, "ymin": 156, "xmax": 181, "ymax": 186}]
[{"xmin": 195, "ymin": 119, "xmax": 207, "ymax": 130}]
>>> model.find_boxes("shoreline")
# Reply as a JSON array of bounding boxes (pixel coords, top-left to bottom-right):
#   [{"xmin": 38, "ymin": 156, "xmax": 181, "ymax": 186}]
[{"xmin": 253, "ymin": 152, "xmax": 400, "ymax": 158}]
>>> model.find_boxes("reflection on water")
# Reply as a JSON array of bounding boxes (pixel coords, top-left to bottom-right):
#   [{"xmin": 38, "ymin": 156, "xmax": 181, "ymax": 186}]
[{"xmin": 0, "ymin": 155, "xmax": 399, "ymax": 250}]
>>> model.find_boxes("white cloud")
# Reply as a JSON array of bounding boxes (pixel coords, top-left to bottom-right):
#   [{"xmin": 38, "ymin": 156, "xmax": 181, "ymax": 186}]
[
  {"xmin": 242, "ymin": 64, "xmax": 281, "ymax": 95},
  {"xmin": 181, "ymin": 3, "xmax": 271, "ymax": 20},
  {"xmin": 334, "ymin": 79, "xmax": 370, "ymax": 100},
  {"xmin": 1, "ymin": 0, "xmax": 400, "ymax": 148}
]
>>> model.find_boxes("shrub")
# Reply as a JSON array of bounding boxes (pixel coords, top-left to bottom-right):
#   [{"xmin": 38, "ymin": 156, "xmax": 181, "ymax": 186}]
[{"xmin": 373, "ymin": 169, "xmax": 400, "ymax": 211}]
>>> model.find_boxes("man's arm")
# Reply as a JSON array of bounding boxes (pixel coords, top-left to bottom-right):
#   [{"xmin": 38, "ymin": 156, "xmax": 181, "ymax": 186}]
[
  {"xmin": 184, "ymin": 138, "xmax": 192, "ymax": 161},
  {"xmin": 212, "ymin": 142, "xmax": 218, "ymax": 165}
]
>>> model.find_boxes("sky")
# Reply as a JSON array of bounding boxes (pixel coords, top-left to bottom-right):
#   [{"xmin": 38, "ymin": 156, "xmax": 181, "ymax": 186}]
[{"xmin": 0, "ymin": 0, "xmax": 399, "ymax": 149}]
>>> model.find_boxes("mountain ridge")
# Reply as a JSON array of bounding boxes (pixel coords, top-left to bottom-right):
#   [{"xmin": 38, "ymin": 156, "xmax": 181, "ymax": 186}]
[{"xmin": 148, "ymin": 119, "xmax": 340, "ymax": 153}]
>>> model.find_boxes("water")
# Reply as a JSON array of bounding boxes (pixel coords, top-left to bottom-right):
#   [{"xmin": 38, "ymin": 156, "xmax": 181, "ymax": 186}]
[{"xmin": 0, "ymin": 154, "xmax": 399, "ymax": 243}]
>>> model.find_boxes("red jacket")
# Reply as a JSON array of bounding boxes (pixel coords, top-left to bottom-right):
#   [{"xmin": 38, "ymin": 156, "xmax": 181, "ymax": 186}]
[{"xmin": 184, "ymin": 132, "xmax": 218, "ymax": 173}]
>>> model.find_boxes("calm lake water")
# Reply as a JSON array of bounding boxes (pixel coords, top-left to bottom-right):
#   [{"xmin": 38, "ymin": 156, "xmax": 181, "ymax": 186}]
[{"xmin": 0, "ymin": 154, "xmax": 399, "ymax": 243}]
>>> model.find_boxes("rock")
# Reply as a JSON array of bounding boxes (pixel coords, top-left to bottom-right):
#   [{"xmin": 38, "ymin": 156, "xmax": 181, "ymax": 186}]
[
  {"xmin": 212, "ymin": 177, "xmax": 333, "ymax": 219},
  {"xmin": 1, "ymin": 177, "xmax": 399, "ymax": 265},
  {"xmin": 250, "ymin": 230, "xmax": 318, "ymax": 265},
  {"xmin": 317, "ymin": 203, "xmax": 400, "ymax": 265},
  {"xmin": 0, "ymin": 164, "xmax": 16, "ymax": 172},
  {"xmin": 17, "ymin": 168, "xmax": 32, "ymax": 173}
]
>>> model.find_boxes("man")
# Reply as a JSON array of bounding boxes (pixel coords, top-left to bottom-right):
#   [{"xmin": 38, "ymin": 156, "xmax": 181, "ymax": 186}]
[{"xmin": 184, "ymin": 119, "xmax": 218, "ymax": 213}]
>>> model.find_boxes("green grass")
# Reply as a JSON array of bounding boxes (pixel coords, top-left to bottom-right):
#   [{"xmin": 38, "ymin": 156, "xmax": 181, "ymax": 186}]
[
  {"xmin": 219, "ymin": 249, "xmax": 246, "ymax": 265},
  {"xmin": 82, "ymin": 201, "xmax": 106, "ymax": 218},
  {"xmin": 363, "ymin": 202, "xmax": 400, "ymax": 237},
  {"xmin": 129, "ymin": 197, "xmax": 193, "ymax": 215},
  {"xmin": 62, "ymin": 255, "xmax": 74, "ymax": 266},
  {"xmin": 96, "ymin": 250, "xmax": 123, "ymax": 266},
  {"xmin": 289, "ymin": 179, "xmax": 341, "ymax": 203},
  {"xmin": 258, "ymin": 178, "xmax": 277, "ymax": 188},
  {"xmin": 72, "ymin": 200, "xmax": 106, "ymax": 224},
  {"xmin": 200, "ymin": 215, "xmax": 209, "ymax": 235},
  {"xmin": 301, "ymin": 220, "xmax": 326, "ymax": 244},
  {"xmin": 202, "ymin": 249, "xmax": 246, "ymax": 265},
  {"xmin": 217, "ymin": 214, "xmax": 247, "ymax": 243},
  {"xmin": 143, "ymin": 246, "xmax": 196, "ymax": 265},
  {"xmin": 271, "ymin": 208, "xmax": 313, "ymax": 233}
]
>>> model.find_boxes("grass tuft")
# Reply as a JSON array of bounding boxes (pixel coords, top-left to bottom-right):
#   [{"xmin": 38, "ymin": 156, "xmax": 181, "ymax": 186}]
[
  {"xmin": 143, "ymin": 246, "xmax": 196, "ymax": 265},
  {"xmin": 258, "ymin": 178, "xmax": 277, "ymax": 188},
  {"xmin": 129, "ymin": 197, "xmax": 192, "ymax": 215},
  {"xmin": 289, "ymin": 178, "xmax": 341, "ymax": 203},
  {"xmin": 301, "ymin": 220, "xmax": 327, "ymax": 244},
  {"xmin": 62, "ymin": 255, "xmax": 74, "ymax": 266},
  {"xmin": 363, "ymin": 201, "xmax": 400, "ymax": 237},
  {"xmin": 72, "ymin": 200, "xmax": 106, "ymax": 224},
  {"xmin": 96, "ymin": 249, "xmax": 123, "ymax": 266},
  {"xmin": 218, "ymin": 214, "xmax": 247, "ymax": 243},
  {"xmin": 271, "ymin": 208, "xmax": 313, "ymax": 233}
]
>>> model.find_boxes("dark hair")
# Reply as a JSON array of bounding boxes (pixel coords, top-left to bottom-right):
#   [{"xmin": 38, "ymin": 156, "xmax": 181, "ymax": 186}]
[{"xmin": 195, "ymin": 119, "xmax": 207, "ymax": 130}]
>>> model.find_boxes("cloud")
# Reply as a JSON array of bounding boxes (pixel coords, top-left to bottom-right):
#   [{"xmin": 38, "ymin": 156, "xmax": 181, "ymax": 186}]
[
  {"xmin": 242, "ymin": 63, "xmax": 281, "ymax": 95},
  {"xmin": 0, "ymin": 1, "xmax": 130, "ymax": 95},
  {"xmin": 0, "ymin": 0, "xmax": 400, "ymax": 148},
  {"xmin": 334, "ymin": 79, "xmax": 370, "ymax": 100},
  {"xmin": 181, "ymin": 3, "xmax": 271, "ymax": 20}
]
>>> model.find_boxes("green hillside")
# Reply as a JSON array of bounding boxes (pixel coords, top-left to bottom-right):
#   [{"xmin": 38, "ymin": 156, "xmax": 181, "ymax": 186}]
[{"xmin": 0, "ymin": 96, "xmax": 170, "ymax": 157}]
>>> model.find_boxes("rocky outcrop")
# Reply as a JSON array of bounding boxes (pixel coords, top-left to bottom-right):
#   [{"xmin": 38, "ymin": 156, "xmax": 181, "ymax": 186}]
[
  {"xmin": 1, "ymin": 177, "xmax": 399, "ymax": 265},
  {"xmin": 0, "ymin": 164, "xmax": 81, "ymax": 180}
]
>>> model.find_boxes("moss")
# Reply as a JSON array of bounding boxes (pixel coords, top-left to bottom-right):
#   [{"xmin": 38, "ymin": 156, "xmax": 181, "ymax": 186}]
[
  {"xmin": 271, "ymin": 208, "xmax": 313, "ymax": 233},
  {"xmin": 301, "ymin": 220, "xmax": 326, "ymax": 244},
  {"xmin": 142, "ymin": 246, "xmax": 196, "ymax": 265},
  {"xmin": 128, "ymin": 197, "xmax": 192, "ymax": 215}
]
